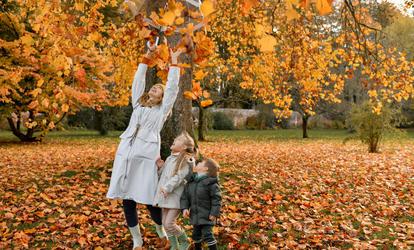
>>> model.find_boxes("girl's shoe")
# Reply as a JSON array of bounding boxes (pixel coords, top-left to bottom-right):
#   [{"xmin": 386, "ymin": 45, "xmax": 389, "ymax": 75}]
[
  {"xmin": 168, "ymin": 235, "xmax": 179, "ymax": 250},
  {"xmin": 129, "ymin": 225, "xmax": 143, "ymax": 249},
  {"xmin": 177, "ymin": 231, "xmax": 190, "ymax": 250}
]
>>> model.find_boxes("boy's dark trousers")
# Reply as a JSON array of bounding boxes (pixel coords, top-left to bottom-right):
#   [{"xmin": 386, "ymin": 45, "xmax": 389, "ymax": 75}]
[{"xmin": 193, "ymin": 225, "xmax": 217, "ymax": 250}]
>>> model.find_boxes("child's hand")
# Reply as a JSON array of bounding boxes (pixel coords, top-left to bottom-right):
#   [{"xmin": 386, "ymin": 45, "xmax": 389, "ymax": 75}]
[
  {"xmin": 156, "ymin": 157, "xmax": 164, "ymax": 169},
  {"xmin": 160, "ymin": 188, "xmax": 168, "ymax": 198},
  {"xmin": 183, "ymin": 209, "xmax": 190, "ymax": 218},
  {"xmin": 209, "ymin": 215, "xmax": 217, "ymax": 221}
]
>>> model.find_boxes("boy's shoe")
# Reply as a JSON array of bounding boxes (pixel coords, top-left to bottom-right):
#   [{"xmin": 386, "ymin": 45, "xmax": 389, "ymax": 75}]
[
  {"xmin": 194, "ymin": 243, "xmax": 202, "ymax": 250},
  {"xmin": 207, "ymin": 244, "xmax": 217, "ymax": 250}
]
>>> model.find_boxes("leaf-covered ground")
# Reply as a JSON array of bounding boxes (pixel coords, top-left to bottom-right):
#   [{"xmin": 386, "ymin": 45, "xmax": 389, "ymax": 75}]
[{"xmin": 1, "ymin": 130, "xmax": 414, "ymax": 249}]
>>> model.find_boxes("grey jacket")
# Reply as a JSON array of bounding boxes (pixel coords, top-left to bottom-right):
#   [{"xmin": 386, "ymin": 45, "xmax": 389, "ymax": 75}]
[{"xmin": 180, "ymin": 175, "xmax": 221, "ymax": 225}]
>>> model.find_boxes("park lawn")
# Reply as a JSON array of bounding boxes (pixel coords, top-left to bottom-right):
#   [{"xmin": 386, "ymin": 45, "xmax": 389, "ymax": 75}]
[{"xmin": 0, "ymin": 129, "xmax": 413, "ymax": 248}]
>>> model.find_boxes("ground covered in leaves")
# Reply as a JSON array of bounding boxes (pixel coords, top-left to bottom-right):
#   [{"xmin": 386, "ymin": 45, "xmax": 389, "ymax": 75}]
[{"xmin": 1, "ymin": 130, "xmax": 414, "ymax": 249}]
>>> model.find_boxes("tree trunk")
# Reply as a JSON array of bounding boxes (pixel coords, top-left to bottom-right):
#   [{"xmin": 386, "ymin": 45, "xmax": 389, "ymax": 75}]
[
  {"xmin": 94, "ymin": 109, "xmax": 108, "ymax": 136},
  {"xmin": 7, "ymin": 113, "xmax": 41, "ymax": 142},
  {"xmin": 146, "ymin": 1, "xmax": 195, "ymax": 159},
  {"xmin": 302, "ymin": 115, "xmax": 309, "ymax": 139},
  {"xmin": 198, "ymin": 106, "xmax": 205, "ymax": 141}
]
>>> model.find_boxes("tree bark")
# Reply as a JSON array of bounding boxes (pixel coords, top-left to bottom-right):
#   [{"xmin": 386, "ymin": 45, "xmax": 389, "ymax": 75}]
[
  {"xmin": 198, "ymin": 106, "xmax": 205, "ymax": 141},
  {"xmin": 302, "ymin": 115, "xmax": 309, "ymax": 139},
  {"xmin": 94, "ymin": 109, "xmax": 108, "ymax": 136},
  {"xmin": 7, "ymin": 113, "xmax": 41, "ymax": 142},
  {"xmin": 145, "ymin": 1, "xmax": 194, "ymax": 159}
]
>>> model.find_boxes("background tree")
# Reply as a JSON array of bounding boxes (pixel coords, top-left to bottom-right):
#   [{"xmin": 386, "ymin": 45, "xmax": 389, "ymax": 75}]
[{"xmin": 0, "ymin": 0, "xmax": 120, "ymax": 141}]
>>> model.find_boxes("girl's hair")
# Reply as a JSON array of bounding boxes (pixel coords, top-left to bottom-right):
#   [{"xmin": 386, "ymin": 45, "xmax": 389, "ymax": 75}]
[
  {"xmin": 173, "ymin": 131, "xmax": 196, "ymax": 175},
  {"xmin": 139, "ymin": 84, "xmax": 165, "ymax": 107},
  {"xmin": 203, "ymin": 158, "xmax": 220, "ymax": 178}
]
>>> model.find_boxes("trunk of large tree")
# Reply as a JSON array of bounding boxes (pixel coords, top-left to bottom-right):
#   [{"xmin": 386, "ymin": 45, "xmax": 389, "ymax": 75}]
[
  {"xmin": 7, "ymin": 111, "xmax": 40, "ymax": 142},
  {"xmin": 198, "ymin": 106, "xmax": 205, "ymax": 141},
  {"xmin": 302, "ymin": 115, "xmax": 309, "ymax": 139},
  {"xmin": 146, "ymin": 1, "xmax": 195, "ymax": 159}
]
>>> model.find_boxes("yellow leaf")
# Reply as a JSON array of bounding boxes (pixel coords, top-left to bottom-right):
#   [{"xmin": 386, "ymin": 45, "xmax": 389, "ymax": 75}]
[
  {"xmin": 21, "ymin": 34, "xmax": 34, "ymax": 46},
  {"xmin": 62, "ymin": 104, "xmax": 69, "ymax": 113},
  {"xmin": 37, "ymin": 79, "xmax": 44, "ymax": 87},
  {"xmin": 159, "ymin": 11, "xmax": 176, "ymax": 26},
  {"xmin": 200, "ymin": 99, "xmax": 213, "ymax": 108},
  {"xmin": 286, "ymin": 3, "xmax": 300, "ymax": 21},
  {"xmin": 175, "ymin": 17, "xmax": 185, "ymax": 25},
  {"xmin": 259, "ymin": 35, "xmax": 276, "ymax": 52},
  {"xmin": 40, "ymin": 193, "xmax": 52, "ymax": 203},
  {"xmin": 74, "ymin": 1, "xmax": 84, "ymax": 11},
  {"xmin": 194, "ymin": 70, "xmax": 207, "ymax": 80},
  {"xmin": 41, "ymin": 98, "xmax": 50, "ymax": 108},
  {"xmin": 184, "ymin": 91, "xmax": 197, "ymax": 100},
  {"xmin": 316, "ymin": 0, "xmax": 332, "ymax": 15},
  {"xmin": 201, "ymin": 0, "xmax": 215, "ymax": 17}
]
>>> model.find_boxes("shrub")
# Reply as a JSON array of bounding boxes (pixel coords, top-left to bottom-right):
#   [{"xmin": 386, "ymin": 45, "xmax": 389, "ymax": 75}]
[
  {"xmin": 246, "ymin": 111, "xmax": 276, "ymax": 129},
  {"xmin": 212, "ymin": 112, "xmax": 234, "ymax": 130},
  {"xmin": 345, "ymin": 102, "xmax": 403, "ymax": 153}
]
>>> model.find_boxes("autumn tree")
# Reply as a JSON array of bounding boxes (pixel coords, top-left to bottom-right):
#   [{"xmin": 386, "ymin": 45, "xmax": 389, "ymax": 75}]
[{"xmin": 0, "ymin": 0, "xmax": 120, "ymax": 141}]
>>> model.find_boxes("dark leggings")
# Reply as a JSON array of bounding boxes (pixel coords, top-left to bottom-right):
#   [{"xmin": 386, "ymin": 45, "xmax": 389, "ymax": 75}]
[{"xmin": 123, "ymin": 199, "xmax": 162, "ymax": 227}]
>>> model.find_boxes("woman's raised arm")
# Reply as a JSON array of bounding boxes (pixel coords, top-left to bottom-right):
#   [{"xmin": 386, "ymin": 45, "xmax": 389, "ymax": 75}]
[{"xmin": 161, "ymin": 48, "xmax": 184, "ymax": 116}]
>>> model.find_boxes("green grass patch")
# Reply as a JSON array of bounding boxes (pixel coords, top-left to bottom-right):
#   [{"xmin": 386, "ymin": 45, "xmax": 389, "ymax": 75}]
[
  {"xmin": 1, "ymin": 128, "xmax": 413, "ymax": 143},
  {"xmin": 59, "ymin": 170, "xmax": 78, "ymax": 178}
]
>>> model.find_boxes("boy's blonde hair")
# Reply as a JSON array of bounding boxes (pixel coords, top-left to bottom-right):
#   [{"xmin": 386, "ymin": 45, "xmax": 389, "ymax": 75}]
[
  {"xmin": 173, "ymin": 131, "xmax": 196, "ymax": 175},
  {"xmin": 203, "ymin": 158, "xmax": 220, "ymax": 178}
]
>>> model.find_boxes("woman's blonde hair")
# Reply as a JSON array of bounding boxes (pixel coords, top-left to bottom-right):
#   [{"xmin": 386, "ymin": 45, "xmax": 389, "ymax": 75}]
[
  {"xmin": 173, "ymin": 131, "xmax": 196, "ymax": 175},
  {"xmin": 139, "ymin": 83, "xmax": 165, "ymax": 107}
]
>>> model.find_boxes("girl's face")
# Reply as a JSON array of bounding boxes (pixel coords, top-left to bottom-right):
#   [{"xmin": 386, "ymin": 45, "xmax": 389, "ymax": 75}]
[
  {"xmin": 148, "ymin": 85, "xmax": 163, "ymax": 103},
  {"xmin": 193, "ymin": 161, "xmax": 208, "ymax": 173},
  {"xmin": 170, "ymin": 136, "xmax": 186, "ymax": 153}
]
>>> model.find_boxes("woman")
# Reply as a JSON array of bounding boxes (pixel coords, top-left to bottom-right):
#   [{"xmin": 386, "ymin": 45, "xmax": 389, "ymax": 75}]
[{"xmin": 107, "ymin": 45, "xmax": 183, "ymax": 249}]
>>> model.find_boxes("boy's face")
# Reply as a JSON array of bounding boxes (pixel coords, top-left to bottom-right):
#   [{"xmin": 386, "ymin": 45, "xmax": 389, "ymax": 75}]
[{"xmin": 193, "ymin": 161, "xmax": 208, "ymax": 173}]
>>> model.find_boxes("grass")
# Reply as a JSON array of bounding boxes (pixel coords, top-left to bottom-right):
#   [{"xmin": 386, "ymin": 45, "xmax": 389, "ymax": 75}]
[{"xmin": 1, "ymin": 128, "xmax": 413, "ymax": 143}]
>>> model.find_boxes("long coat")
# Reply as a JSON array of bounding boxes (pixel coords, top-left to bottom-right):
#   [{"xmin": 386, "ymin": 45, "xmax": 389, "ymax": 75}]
[
  {"xmin": 180, "ymin": 175, "xmax": 222, "ymax": 225},
  {"xmin": 153, "ymin": 155, "xmax": 195, "ymax": 209},
  {"xmin": 106, "ymin": 63, "xmax": 180, "ymax": 205}
]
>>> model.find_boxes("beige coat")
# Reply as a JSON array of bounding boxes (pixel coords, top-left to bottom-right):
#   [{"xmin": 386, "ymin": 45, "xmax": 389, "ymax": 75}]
[{"xmin": 153, "ymin": 155, "xmax": 195, "ymax": 209}]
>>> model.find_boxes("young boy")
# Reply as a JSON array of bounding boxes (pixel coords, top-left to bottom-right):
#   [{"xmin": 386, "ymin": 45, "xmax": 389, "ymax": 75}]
[{"xmin": 180, "ymin": 158, "xmax": 222, "ymax": 250}]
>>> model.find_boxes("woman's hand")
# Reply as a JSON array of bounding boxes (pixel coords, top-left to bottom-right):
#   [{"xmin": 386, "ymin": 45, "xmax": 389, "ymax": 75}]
[
  {"xmin": 145, "ymin": 41, "xmax": 157, "ymax": 57},
  {"xmin": 183, "ymin": 209, "xmax": 190, "ymax": 218},
  {"xmin": 170, "ymin": 48, "xmax": 184, "ymax": 65},
  {"xmin": 160, "ymin": 188, "xmax": 168, "ymax": 198},
  {"xmin": 156, "ymin": 157, "xmax": 165, "ymax": 169}
]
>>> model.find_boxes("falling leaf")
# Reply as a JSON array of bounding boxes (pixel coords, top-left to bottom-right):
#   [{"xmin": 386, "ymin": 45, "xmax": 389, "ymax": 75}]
[
  {"xmin": 159, "ymin": 10, "xmax": 176, "ymax": 26},
  {"xmin": 259, "ymin": 35, "xmax": 276, "ymax": 52},
  {"xmin": 201, "ymin": 0, "xmax": 215, "ymax": 17},
  {"xmin": 316, "ymin": 0, "xmax": 332, "ymax": 15},
  {"xmin": 200, "ymin": 99, "xmax": 213, "ymax": 107}
]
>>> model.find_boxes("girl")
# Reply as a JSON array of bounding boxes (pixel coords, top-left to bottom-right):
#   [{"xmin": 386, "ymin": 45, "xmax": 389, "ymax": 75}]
[
  {"xmin": 180, "ymin": 158, "xmax": 222, "ymax": 250},
  {"xmin": 106, "ymin": 44, "xmax": 184, "ymax": 249},
  {"xmin": 153, "ymin": 132, "xmax": 196, "ymax": 250}
]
